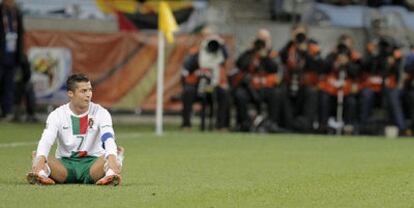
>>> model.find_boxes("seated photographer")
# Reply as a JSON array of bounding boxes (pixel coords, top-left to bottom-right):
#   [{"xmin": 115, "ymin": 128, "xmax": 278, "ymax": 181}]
[
  {"xmin": 180, "ymin": 35, "xmax": 230, "ymax": 131},
  {"xmin": 279, "ymin": 24, "xmax": 323, "ymax": 132},
  {"xmin": 401, "ymin": 45, "xmax": 414, "ymax": 134},
  {"xmin": 359, "ymin": 36, "xmax": 407, "ymax": 135},
  {"xmin": 319, "ymin": 34, "xmax": 361, "ymax": 134},
  {"xmin": 231, "ymin": 29, "xmax": 283, "ymax": 132}
]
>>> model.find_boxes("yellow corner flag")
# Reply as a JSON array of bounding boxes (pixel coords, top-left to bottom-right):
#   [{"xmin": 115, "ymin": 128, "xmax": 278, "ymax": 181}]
[
  {"xmin": 96, "ymin": 0, "xmax": 138, "ymax": 14},
  {"xmin": 159, "ymin": 1, "xmax": 178, "ymax": 43}
]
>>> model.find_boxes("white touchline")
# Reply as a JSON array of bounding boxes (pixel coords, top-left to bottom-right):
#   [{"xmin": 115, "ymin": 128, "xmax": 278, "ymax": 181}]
[
  {"xmin": 0, "ymin": 132, "xmax": 145, "ymax": 148},
  {"xmin": 0, "ymin": 141, "xmax": 37, "ymax": 148}
]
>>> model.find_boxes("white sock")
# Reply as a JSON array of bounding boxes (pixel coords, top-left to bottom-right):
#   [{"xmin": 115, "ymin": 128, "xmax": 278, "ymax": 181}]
[
  {"xmin": 117, "ymin": 153, "xmax": 124, "ymax": 168},
  {"xmin": 105, "ymin": 168, "xmax": 116, "ymax": 177},
  {"xmin": 103, "ymin": 151, "xmax": 124, "ymax": 173},
  {"xmin": 38, "ymin": 164, "xmax": 51, "ymax": 178},
  {"xmin": 32, "ymin": 155, "xmax": 51, "ymax": 177}
]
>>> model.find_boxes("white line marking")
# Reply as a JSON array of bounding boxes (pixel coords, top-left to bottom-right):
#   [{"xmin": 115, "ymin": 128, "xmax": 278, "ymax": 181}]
[
  {"xmin": 0, "ymin": 141, "xmax": 37, "ymax": 148},
  {"xmin": 0, "ymin": 132, "xmax": 143, "ymax": 148}
]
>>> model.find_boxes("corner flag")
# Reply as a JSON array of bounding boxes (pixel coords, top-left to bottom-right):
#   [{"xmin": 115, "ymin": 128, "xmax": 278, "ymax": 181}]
[
  {"xmin": 158, "ymin": 1, "xmax": 178, "ymax": 43},
  {"xmin": 156, "ymin": 1, "xmax": 178, "ymax": 135}
]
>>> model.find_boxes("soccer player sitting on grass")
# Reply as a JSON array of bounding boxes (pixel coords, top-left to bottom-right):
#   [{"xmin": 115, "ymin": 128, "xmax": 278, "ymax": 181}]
[{"xmin": 26, "ymin": 74, "xmax": 124, "ymax": 186}]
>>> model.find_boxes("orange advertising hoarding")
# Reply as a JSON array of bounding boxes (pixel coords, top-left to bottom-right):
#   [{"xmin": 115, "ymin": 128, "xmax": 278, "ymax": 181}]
[{"xmin": 25, "ymin": 31, "xmax": 234, "ymax": 112}]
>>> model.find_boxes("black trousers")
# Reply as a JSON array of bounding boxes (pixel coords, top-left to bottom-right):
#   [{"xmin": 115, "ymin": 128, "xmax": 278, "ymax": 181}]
[
  {"xmin": 181, "ymin": 84, "xmax": 230, "ymax": 129},
  {"xmin": 233, "ymin": 86, "xmax": 283, "ymax": 131},
  {"xmin": 14, "ymin": 81, "xmax": 36, "ymax": 117},
  {"xmin": 283, "ymin": 85, "xmax": 319, "ymax": 132},
  {"xmin": 402, "ymin": 88, "xmax": 414, "ymax": 130},
  {"xmin": 360, "ymin": 88, "xmax": 405, "ymax": 131},
  {"xmin": 0, "ymin": 64, "xmax": 16, "ymax": 117},
  {"xmin": 319, "ymin": 91, "xmax": 358, "ymax": 127}
]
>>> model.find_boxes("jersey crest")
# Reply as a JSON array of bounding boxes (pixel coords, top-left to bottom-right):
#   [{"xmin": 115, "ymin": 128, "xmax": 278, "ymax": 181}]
[{"xmin": 88, "ymin": 118, "xmax": 94, "ymax": 129}]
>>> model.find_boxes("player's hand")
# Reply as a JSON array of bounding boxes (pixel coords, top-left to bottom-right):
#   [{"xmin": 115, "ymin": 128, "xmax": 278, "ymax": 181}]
[
  {"xmin": 258, "ymin": 48, "xmax": 268, "ymax": 57},
  {"xmin": 337, "ymin": 54, "xmax": 349, "ymax": 65},
  {"xmin": 351, "ymin": 83, "xmax": 359, "ymax": 94},
  {"xmin": 32, "ymin": 156, "xmax": 47, "ymax": 173},
  {"xmin": 387, "ymin": 56, "xmax": 395, "ymax": 66},
  {"xmin": 107, "ymin": 155, "xmax": 121, "ymax": 174},
  {"xmin": 298, "ymin": 43, "xmax": 307, "ymax": 52}
]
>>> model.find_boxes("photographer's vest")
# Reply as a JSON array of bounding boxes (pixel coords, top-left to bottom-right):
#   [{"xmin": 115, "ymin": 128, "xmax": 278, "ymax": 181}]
[
  {"xmin": 285, "ymin": 42, "xmax": 320, "ymax": 88},
  {"xmin": 319, "ymin": 50, "xmax": 361, "ymax": 96},
  {"xmin": 231, "ymin": 49, "xmax": 279, "ymax": 89},
  {"xmin": 361, "ymin": 49, "xmax": 401, "ymax": 92}
]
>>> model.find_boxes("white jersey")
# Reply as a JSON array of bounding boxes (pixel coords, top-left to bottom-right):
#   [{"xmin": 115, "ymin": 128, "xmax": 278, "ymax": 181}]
[{"xmin": 36, "ymin": 102, "xmax": 116, "ymax": 159}]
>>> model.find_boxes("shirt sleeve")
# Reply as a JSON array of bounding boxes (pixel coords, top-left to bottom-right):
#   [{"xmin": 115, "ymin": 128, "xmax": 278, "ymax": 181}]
[
  {"xmin": 97, "ymin": 108, "xmax": 117, "ymax": 157},
  {"xmin": 36, "ymin": 111, "xmax": 59, "ymax": 158}
]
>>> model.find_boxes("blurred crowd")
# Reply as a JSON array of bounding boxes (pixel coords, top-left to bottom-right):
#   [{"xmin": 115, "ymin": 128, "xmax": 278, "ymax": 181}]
[
  {"xmin": 270, "ymin": 0, "xmax": 414, "ymax": 22},
  {"xmin": 180, "ymin": 25, "xmax": 414, "ymax": 136},
  {"xmin": 317, "ymin": 0, "xmax": 414, "ymax": 8}
]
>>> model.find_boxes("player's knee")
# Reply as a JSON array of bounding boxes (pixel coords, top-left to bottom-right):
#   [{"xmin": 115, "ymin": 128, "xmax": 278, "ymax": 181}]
[
  {"xmin": 89, "ymin": 157, "xmax": 105, "ymax": 179},
  {"xmin": 49, "ymin": 168, "xmax": 67, "ymax": 183},
  {"xmin": 52, "ymin": 174, "xmax": 67, "ymax": 184}
]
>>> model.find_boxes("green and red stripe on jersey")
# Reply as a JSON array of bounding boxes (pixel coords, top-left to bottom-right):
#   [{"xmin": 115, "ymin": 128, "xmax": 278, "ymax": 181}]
[
  {"xmin": 70, "ymin": 150, "xmax": 88, "ymax": 158},
  {"xmin": 71, "ymin": 115, "xmax": 88, "ymax": 135}
]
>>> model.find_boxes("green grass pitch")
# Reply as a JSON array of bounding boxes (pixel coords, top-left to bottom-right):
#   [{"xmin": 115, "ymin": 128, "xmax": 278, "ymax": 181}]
[{"xmin": 1, "ymin": 122, "xmax": 414, "ymax": 207}]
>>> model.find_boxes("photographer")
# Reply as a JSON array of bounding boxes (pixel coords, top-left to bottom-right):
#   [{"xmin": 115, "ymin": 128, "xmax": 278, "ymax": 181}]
[
  {"xmin": 319, "ymin": 34, "xmax": 361, "ymax": 134},
  {"xmin": 231, "ymin": 29, "xmax": 282, "ymax": 132},
  {"xmin": 360, "ymin": 36, "xmax": 407, "ymax": 134},
  {"xmin": 402, "ymin": 45, "xmax": 414, "ymax": 133},
  {"xmin": 180, "ymin": 35, "xmax": 230, "ymax": 131},
  {"xmin": 279, "ymin": 24, "xmax": 323, "ymax": 132}
]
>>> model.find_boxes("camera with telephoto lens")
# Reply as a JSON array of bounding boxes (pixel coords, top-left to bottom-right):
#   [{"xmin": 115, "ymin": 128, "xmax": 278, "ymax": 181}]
[
  {"xmin": 336, "ymin": 43, "xmax": 350, "ymax": 71},
  {"xmin": 206, "ymin": 39, "xmax": 220, "ymax": 54},
  {"xmin": 337, "ymin": 43, "xmax": 350, "ymax": 56},
  {"xmin": 253, "ymin": 39, "xmax": 266, "ymax": 52},
  {"xmin": 295, "ymin": 33, "xmax": 306, "ymax": 44},
  {"xmin": 378, "ymin": 37, "xmax": 394, "ymax": 57}
]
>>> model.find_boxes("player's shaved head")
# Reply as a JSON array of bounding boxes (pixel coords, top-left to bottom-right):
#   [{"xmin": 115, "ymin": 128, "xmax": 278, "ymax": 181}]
[
  {"xmin": 256, "ymin": 29, "xmax": 271, "ymax": 41},
  {"xmin": 201, "ymin": 26, "xmax": 214, "ymax": 37},
  {"xmin": 67, "ymin": 74, "xmax": 90, "ymax": 92},
  {"xmin": 256, "ymin": 29, "xmax": 272, "ymax": 48}
]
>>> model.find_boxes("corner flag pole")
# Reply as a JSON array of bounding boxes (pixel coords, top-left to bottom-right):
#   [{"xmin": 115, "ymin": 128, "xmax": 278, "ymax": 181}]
[
  {"xmin": 156, "ymin": 1, "xmax": 178, "ymax": 136},
  {"xmin": 156, "ymin": 30, "xmax": 165, "ymax": 136}
]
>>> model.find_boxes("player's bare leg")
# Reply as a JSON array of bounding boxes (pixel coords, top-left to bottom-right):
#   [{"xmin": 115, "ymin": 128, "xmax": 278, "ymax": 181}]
[
  {"xmin": 94, "ymin": 146, "xmax": 124, "ymax": 186},
  {"xmin": 89, "ymin": 157, "xmax": 105, "ymax": 181},
  {"xmin": 47, "ymin": 156, "xmax": 68, "ymax": 183},
  {"xmin": 27, "ymin": 151, "xmax": 68, "ymax": 185}
]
